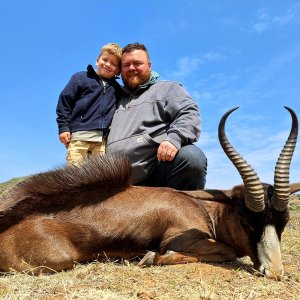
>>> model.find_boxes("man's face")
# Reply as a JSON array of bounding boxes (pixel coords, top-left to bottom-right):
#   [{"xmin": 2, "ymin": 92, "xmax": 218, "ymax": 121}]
[{"xmin": 121, "ymin": 49, "xmax": 151, "ymax": 90}]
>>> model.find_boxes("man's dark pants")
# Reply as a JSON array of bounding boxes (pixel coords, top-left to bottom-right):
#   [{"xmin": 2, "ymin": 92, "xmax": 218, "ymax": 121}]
[{"xmin": 136, "ymin": 144, "xmax": 207, "ymax": 190}]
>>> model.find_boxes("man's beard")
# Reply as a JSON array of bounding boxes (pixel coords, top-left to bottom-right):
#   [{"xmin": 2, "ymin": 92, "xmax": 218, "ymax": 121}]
[{"xmin": 122, "ymin": 69, "xmax": 151, "ymax": 90}]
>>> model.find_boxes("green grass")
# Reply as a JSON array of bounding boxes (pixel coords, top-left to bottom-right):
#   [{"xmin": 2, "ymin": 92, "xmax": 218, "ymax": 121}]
[{"xmin": 0, "ymin": 177, "xmax": 26, "ymax": 195}]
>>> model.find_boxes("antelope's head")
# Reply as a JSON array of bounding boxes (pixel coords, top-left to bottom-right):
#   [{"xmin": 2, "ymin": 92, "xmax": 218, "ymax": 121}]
[{"xmin": 219, "ymin": 106, "xmax": 299, "ymax": 280}]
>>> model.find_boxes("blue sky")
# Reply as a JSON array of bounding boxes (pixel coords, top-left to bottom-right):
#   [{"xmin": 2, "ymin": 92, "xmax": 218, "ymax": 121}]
[{"xmin": 0, "ymin": 0, "xmax": 299, "ymax": 189}]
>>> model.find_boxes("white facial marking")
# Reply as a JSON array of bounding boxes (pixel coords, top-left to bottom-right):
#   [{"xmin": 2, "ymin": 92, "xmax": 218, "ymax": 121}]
[{"xmin": 257, "ymin": 225, "xmax": 283, "ymax": 279}]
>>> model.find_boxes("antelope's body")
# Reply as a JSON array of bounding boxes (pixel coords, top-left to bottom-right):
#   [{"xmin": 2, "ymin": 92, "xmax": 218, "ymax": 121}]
[{"xmin": 0, "ymin": 107, "xmax": 299, "ymax": 279}]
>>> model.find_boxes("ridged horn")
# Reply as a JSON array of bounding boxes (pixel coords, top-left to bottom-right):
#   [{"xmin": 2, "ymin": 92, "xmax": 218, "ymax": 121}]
[
  {"xmin": 218, "ymin": 107, "xmax": 265, "ymax": 212},
  {"xmin": 273, "ymin": 107, "xmax": 298, "ymax": 211}
]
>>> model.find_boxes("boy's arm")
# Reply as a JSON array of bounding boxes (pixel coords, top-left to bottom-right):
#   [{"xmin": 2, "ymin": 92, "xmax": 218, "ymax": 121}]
[{"xmin": 56, "ymin": 75, "xmax": 80, "ymax": 136}]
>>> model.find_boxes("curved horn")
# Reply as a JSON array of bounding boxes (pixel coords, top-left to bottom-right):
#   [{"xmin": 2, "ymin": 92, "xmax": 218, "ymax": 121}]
[
  {"xmin": 273, "ymin": 107, "xmax": 298, "ymax": 211},
  {"xmin": 218, "ymin": 107, "xmax": 265, "ymax": 212}
]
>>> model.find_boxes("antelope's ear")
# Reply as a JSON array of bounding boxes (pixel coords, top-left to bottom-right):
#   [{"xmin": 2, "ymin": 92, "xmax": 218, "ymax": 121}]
[
  {"xmin": 230, "ymin": 184, "xmax": 248, "ymax": 201},
  {"xmin": 290, "ymin": 183, "xmax": 300, "ymax": 194}
]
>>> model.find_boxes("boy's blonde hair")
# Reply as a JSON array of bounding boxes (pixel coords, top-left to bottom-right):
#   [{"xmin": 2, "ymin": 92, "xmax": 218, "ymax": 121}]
[{"xmin": 98, "ymin": 43, "xmax": 122, "ymax": 60}]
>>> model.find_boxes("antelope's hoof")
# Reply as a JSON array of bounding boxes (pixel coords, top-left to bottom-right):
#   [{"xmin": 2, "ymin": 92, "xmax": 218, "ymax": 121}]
[{"xmin": 138, "ymin": 251, "xmax": 156, "ymax": 267}]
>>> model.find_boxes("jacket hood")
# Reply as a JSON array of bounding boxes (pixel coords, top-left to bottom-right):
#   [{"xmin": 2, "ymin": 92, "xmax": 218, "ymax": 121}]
[{"xmin": 122, "ymin": 71, "xmax": 160, "ymax": 95}]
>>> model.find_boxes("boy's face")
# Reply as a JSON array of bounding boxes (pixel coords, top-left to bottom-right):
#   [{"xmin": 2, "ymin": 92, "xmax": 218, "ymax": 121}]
[{"xmin": 96, "ymin": 51, "xmax": 120, "ymax": 79}]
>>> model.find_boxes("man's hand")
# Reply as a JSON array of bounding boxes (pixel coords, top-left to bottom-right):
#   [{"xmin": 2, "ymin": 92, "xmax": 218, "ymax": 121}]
[
  {"xmin": 59, "ymin": 132, "xmax": 71, "ymax": 148},
  {"xmin": 157, "ymin": 141, "xmax": 178, "ymax": 161}
]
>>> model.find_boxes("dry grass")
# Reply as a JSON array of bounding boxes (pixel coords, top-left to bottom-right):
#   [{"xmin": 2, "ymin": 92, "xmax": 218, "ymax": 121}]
[{"xmin": 0, "ymin": 181, "xmax": 299, "ymax": 299}]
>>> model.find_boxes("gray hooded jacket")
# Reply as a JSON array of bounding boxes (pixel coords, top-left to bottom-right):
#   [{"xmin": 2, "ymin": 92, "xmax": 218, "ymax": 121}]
[{"xmin": 106, "ymin": 71, "xmax": 201, "ymax": 183}]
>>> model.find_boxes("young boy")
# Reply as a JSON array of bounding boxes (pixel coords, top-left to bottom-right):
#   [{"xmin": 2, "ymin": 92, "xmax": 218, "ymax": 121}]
[{"xmin": 56, "ymin": 43, "xmax": 122, "ymax": 165}]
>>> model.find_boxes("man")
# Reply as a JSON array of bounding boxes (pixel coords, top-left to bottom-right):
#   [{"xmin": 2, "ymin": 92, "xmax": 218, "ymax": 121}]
[{"xmin": 106, "ymin": 43, "xmax": 207, "ymax": 190}]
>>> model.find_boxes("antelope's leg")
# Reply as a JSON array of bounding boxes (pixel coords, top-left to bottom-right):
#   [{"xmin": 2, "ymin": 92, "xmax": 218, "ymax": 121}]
[
  {"xmin": 139, "ymin": 239, "xmax": 237, "ymax": 267},
  {"xmin": 138, "ymin": 251, "xmax": 198, "ymax": 266},
  {"xmin": 0, "ymin": 217, "xmax": 90, "ymax": 274}
]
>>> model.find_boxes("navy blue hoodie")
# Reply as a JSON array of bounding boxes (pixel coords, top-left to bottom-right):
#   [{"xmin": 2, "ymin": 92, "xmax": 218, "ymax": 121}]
[{"xmin": 56, "ymin": 65, "xmax": 120, "ymax": 134}]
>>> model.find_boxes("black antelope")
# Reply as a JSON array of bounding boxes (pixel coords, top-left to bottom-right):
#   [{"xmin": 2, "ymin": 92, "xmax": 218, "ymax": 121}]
[{"xmin": 0, "ymin": 107, "xmax": 299, "ymax": 279}]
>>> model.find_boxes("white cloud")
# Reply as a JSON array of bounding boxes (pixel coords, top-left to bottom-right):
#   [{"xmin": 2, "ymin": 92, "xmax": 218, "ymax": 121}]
[
  {"xmin": 252, "ymin": 22, "xmax": 269, "ymax": 33},
  {"xmin": 273, "ymin": 4, "xmax": 299, "ymax": 25},
  {"xmin": 197, "ymin": 131, "xmax": 218, "ymax": 148},
  {"xmin": 243, "ymin": 47, "xmax": 300, "ymax": 92},
  {"xmin": 252, "ymin": 4, "xmax": 300, "ymax": 34},
  {"xmin": 191, "ymin": 90, "xmax": 216, "ymax": 103},
  {"xmin": 257, "ymin": 8, "xmax": 271, "ymax": 21},
  {"xmin": 173, "ymin": 51, "xmax": 224, "ymax": 78}
]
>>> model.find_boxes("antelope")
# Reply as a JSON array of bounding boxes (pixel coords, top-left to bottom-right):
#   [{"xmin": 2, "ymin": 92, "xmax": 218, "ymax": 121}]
[{"xmin": 0, "ymin": 107, "xmax": 299, "ymax": 280}]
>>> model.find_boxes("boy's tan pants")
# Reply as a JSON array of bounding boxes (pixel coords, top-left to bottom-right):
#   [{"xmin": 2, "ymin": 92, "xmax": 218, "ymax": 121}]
[{"xmin": 66, "ymin": 140, "xmax": 106, "ymax": 165}]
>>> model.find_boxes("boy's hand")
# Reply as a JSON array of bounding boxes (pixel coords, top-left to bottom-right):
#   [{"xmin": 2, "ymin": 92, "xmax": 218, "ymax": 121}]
[
  {"xmin": 157, "ymin": 141, "xmax": 178, "ymax": 161},
  {"xmin": 59, "ymin": 132, "xmax": 71, "ymax": 148}
]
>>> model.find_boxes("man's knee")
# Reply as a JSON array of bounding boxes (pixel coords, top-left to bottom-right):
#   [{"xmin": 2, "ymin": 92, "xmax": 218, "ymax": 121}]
[
  {"xmin": 173, "ymin": 145, "xmax": 207, "ymax": 190},
  {"xmin": 176, "ymin": 145, "xmax": 207, "ymax": 171}
]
